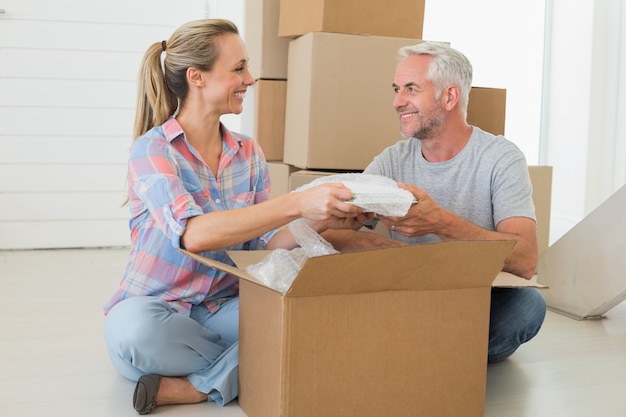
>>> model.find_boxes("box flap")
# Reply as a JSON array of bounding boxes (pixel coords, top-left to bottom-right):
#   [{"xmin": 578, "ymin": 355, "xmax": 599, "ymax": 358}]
[
  {"xmin": 493, "ymin": 271, "xmax": 548, "ymax": 288},
  {"xmin": 177, "ymin": 249, "xmax": 264, "ymax": 286},
  {"xmin": 284, "ymin": 240, "xmax": 515, "ymax": 296},
  {"xmin": 226, "ymin": 249, "xmax": 271, "ymax": 270},
  {"xmin": 181, "ymin": 240, "xmax": 516, "ymax": 297}
]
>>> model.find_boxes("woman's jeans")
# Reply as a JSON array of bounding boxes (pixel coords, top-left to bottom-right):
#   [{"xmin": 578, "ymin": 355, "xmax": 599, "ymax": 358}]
[
  {"xmin": 488, "ymin": 287, "xmax": 547, "ymax": 363},
  {"xmin": 104, "ymin": 296, "xmax": 239, "ymax": 405}
]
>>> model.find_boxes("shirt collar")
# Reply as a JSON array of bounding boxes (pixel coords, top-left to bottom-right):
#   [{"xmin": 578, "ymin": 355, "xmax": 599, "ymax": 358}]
[
  {"xmin": 161, "ymin": 117, "xmax": 243, "ymax": 152},
  {"xmin": 162, "ymin": 117, "xmax": 184, "ymax": 143}
]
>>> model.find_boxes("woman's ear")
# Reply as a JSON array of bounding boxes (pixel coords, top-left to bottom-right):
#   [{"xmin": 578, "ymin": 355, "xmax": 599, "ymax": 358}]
[{"xmin": 187, "ymin": 67, "xmax": 205, "ymax": 87}]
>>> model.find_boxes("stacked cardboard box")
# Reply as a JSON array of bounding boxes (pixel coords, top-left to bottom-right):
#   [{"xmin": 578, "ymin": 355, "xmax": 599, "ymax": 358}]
[
  {"xmin": 278, "ymin": 0, "xmax": 426, "ymax": 39},
  {"xmin": 244, "ymin": 0, "xmax": 289, "ymax": 162},
  {"xmin": 249, "ymin": 1, "xmax": 509, "ymax": 179}
]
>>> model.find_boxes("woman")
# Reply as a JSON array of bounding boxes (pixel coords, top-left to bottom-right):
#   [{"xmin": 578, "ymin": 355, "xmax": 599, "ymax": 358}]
[{"xmin": 103, "ymin": 19, "xmax": 365, "ymax": 415}]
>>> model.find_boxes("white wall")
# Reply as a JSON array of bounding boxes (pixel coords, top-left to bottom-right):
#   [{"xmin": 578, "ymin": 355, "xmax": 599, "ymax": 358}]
[
  {"xmin": 0, "ymin": 0, "xmax": 209, "ymax": 249},
  {"xmin": 542, "ymin": 0, "xmax": 626, "ymax": 242},
  {"xmin": 423, "ymin": 0, "xmax": 546, "ymax": 165}
]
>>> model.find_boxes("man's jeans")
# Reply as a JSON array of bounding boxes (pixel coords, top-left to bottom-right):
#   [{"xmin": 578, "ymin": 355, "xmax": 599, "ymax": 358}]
[{"xmin": 488, "ymin": 287, "xmax": 547, "ymax": 363}]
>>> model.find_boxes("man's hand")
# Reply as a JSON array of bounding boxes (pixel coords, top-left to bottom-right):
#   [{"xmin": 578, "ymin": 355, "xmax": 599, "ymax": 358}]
[{"xmin": 377, "ymin": 183, "xmax": 444, "ymax": 237}]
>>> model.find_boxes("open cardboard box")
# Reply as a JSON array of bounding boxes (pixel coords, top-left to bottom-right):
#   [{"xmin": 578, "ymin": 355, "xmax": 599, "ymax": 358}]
[{"xmin": 181, "ymin": 240, "xmax": 544, "ymax": 416}]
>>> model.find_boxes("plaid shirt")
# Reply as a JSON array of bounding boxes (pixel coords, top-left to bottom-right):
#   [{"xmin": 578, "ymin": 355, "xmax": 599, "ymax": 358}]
[{"xmin": 104, "ymin": 118, "xmax": 276, "ymax": 316}]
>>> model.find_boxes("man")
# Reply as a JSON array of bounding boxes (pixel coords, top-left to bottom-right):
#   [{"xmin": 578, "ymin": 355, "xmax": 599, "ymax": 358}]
[{"xmin": 328, "ymin": 41, "xmax": 546, "ymax": 362}]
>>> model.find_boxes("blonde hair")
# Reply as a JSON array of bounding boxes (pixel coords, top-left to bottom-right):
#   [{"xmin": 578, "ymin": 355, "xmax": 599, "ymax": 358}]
[{"xmin": 133, "ymin": 19, "xmax": 239, "ymax": 138}]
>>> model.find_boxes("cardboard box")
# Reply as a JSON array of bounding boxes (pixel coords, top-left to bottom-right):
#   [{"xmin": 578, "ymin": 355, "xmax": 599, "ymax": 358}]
[
  {"xmin": 267, "ymin": 162, "xmax": 298, "ymax": 199},
  {"xmin": 467, "ymin": 87, "xmax": 507, "ymax": 136},
  {"xmin": 283, "ymin": 32, "xmax": 420, "ymax": 170},
  {"xmin": 289, "ymin": 169, "xmax": 346, "ymax": 191},
  {"xmin": 528, "ymin": 166, "xmax": 552, "ymax": 256},
  {"xmin": 538, "ymin": 184, "xmax": 626, "ymax": 319},
  {"xmin": 245, "ymin": 0, "xmax": 290, "ymax": 79},
  {"xmin": 181, "ymin": 240, "xmax": 518, "ymax": 417},
  {"xmin": 278, "ymin": 0, "xmax": 426, "ymax": 39},
  {"xmin": 254, "ymin": 80, "xmax": 287, "ymax": 161}
]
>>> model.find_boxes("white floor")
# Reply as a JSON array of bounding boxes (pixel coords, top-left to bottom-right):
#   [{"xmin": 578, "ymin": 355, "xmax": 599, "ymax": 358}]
[{"xmin": 1, "ymin": 248, "xmax": 625, "ymax": 417}]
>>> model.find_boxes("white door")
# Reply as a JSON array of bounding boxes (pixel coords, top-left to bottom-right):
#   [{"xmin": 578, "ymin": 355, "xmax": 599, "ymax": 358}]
[{"xmin": 0, "ymin": 0, "xmax": 209, "ymax": 249}]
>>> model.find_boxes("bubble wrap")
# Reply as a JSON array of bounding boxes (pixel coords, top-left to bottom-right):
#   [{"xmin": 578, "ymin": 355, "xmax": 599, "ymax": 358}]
[
  {"xmin": 245, "ymin": 174, "xmax": 413, "ymax": 294},
  {"xmin": 295, "ymin": 173, "xmax": 415, "ymax": 217},
  {"xmin": 244, "ymin": 247, "xmax": 307, "ymax": 294},
  {"xmin": 245, "ymin": 219, "xmax": 338, "ymax": 294}
]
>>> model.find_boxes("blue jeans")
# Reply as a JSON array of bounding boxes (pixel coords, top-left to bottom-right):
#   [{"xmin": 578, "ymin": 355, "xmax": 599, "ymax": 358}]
[
  {"xmin": 103, "ymin": 296, "xmax": 239, "ymax": 405},
  {"xmin": 488, "ymin": 288, "xmax": 546, "ymax": 363}
]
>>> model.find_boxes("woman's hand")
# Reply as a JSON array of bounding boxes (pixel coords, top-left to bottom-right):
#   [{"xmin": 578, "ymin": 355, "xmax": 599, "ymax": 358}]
[{"xmin": 293, "ymin": 182, "xmax": 365, "ymax": 226}]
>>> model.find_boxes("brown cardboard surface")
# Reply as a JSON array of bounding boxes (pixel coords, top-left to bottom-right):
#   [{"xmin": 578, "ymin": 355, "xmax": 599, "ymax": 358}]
[
  {"xmin": 180, "ymin": 240, "xmax": 517, "ymax": 417},
  {"xmin": 245, "ymin": 0, "xmax": 289, "ymax": 79},
  {"xmin": 538, "ymin": 184, "xmax": 626, "ymax": 319},
  {"xmin": 283, "ymin": 32, "xmax": 420, "ymax": 170},
  {"xmin": 254, "ymin": 80, "xmax": 287, "ymax": 161},
  {"xmin": 181, "ymin": 250, "xmax": 259, "ymax": 282},
  {"xmin": 528, "ymin": 166, "xmax": 553, "ymax": 255},
  {"xmin": 288, "ymin": 169, "xmax": 336, "ymax": 191},
  {"xmin": 494, "ymin": 271, "xmax": 548, "ymax": 288},
  {"xmin": 238, "ymin": 278, "xmax": 283, "ymax": 417},
  {"xmin": 267, "ymin": 162, "xmax": 297, "ymax": 199},
  {"xmin": 277, "ymin": 287, "xmax": 489, "ymax": 417},
  {"xmin": 278, "ymin": 0, "xmax": 425, "ymax": 39},
  {"xmin": 467, "ymin": 87, "xmax": 507, "ymax": 136}
]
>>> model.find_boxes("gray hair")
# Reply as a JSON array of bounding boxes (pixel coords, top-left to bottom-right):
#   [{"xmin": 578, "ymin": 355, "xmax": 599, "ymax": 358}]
[{"xmin": 398, "ymin": 41, "xmax": 473, "ymax": 115}]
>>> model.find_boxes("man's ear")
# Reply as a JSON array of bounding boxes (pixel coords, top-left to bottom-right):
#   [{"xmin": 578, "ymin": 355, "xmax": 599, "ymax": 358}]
[
  {"xmin": 186, "ymin": 67, "xmax": 205, "ymax": 87},
  {"xmin": 442, "ymin": 84, "xmax": 461, "ymax": 111}
]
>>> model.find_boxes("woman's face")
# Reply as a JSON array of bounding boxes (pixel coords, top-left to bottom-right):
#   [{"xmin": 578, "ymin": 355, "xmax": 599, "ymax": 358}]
[{"xmin": 201, "ymin": 33, "xmax": 255, "ymax": 116}]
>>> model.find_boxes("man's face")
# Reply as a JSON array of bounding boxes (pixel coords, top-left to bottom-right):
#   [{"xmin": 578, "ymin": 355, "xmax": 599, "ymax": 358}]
[{"xmin": 392, "ymin": 54, "xmax": 445, "ymax": 140}]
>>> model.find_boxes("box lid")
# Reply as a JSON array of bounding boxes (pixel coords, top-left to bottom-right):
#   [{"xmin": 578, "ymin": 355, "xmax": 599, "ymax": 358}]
[
  {"xmin": 493, "ymin": 271, "xmax": 548, "ymax": 288},
  {"xmin": 181, "ymin": 240, "xmax": 518, "ymax": 297}
]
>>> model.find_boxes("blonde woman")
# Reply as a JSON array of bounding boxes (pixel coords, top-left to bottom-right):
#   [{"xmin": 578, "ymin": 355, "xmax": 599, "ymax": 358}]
[{"xmin": 103, "ymin": 19, "xmax": 366, "ymax": 415}]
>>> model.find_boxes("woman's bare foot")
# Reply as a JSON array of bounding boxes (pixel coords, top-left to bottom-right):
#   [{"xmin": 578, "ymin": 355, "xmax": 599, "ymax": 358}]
[{"xmin": 156, "ymin": 377, "xmax": 208, "ymax": 406}]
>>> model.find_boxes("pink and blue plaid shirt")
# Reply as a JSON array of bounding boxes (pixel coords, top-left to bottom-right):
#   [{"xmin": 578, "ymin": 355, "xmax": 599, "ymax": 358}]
[{"xmin": 104, "ymin": 118, "xmax": 276, "ymax": 316}]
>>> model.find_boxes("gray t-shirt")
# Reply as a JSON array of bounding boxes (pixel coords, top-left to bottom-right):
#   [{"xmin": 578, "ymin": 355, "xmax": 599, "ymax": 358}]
[{"xmin": 364, "ymin": 126, "xmax": 536, "ymax": 244}]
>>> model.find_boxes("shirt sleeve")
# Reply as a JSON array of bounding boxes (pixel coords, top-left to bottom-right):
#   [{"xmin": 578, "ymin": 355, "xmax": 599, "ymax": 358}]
[
  {"xmin": 128, "ymin": 137, "xmax": 203, "ymax": 249},
  {"xmin": 491, "ymin": 142, "xmax": 537, "ymax": 226}
]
